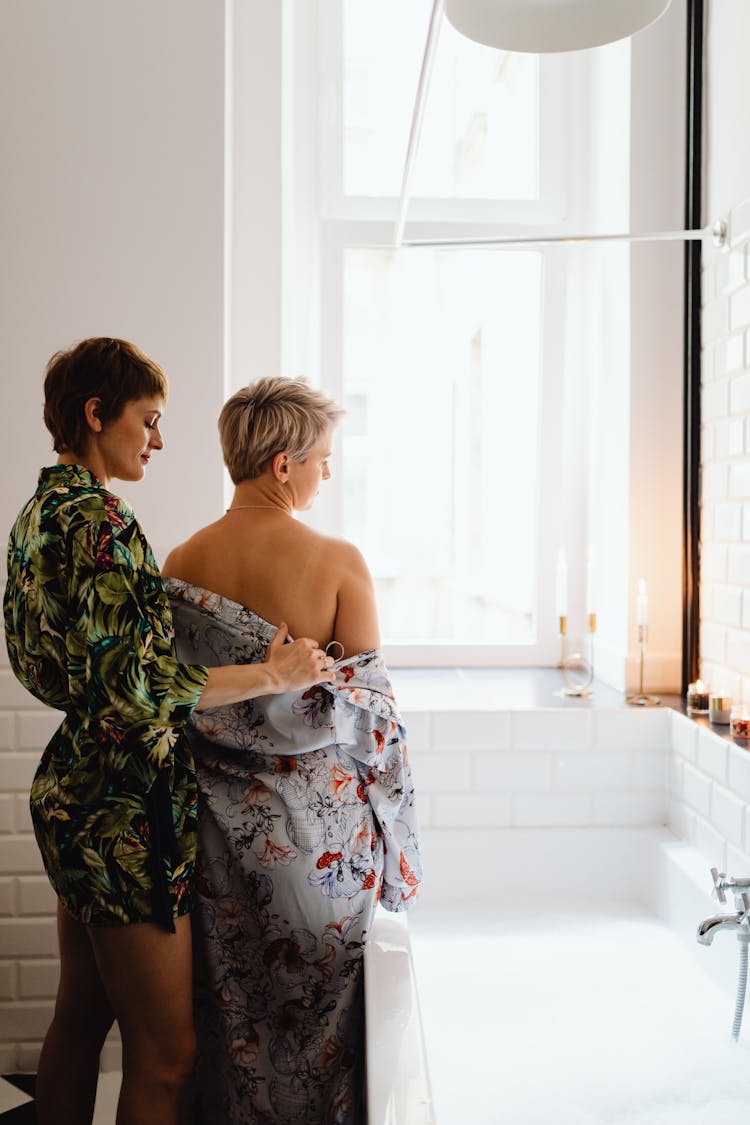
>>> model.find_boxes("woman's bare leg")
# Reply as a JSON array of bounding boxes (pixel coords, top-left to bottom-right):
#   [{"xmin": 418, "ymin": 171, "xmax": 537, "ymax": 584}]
[
  {"xmin": 35, "ymin": 903, "xmax": 115, "ymax": 1125},
  {"xmin": 87, "ymin": 912, "xmax": 195, "ymax": 1125}
]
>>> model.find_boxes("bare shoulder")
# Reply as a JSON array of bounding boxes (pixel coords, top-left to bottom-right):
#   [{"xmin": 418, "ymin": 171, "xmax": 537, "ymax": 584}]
[
  {"xmin": 161, "ymin": 541, "xmax": 185, "ymax": 578},
  {"xmin": 305, "ymin": 528, "xmax": 372, "ymax": 581},
  {"xmin": 161, "ymin": 520, "xmax": 222, "ymax": 579}
]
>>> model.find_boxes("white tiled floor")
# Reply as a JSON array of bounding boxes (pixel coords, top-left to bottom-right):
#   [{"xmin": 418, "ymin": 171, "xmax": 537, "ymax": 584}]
[
  {"xmin": 0, "ymin": 1071, "xmax": 120, "ymax": 1120},
  {"xmin": 0, "ymin": 1078, "xmax": 31, "ymax": 1112}
]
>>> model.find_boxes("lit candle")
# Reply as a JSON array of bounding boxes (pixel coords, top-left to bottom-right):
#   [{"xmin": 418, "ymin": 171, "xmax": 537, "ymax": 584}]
[
  {"xmin": 709, "ymin": 693, "xmax": 733, "ymax": 725},
  {"xmin": 686, "ymin": 680, "xmax": 710, "ymax": 712},
  {"xmin": 731, "ymin": 705, "xmax": 750, "ymax": 740},
  {"xmin": 556, "ymin": 549, "xmax": 568, "ymax": 619},
  {"xmin": 636, "ymin": 578, "xmax": 648, "ymax": 627}
]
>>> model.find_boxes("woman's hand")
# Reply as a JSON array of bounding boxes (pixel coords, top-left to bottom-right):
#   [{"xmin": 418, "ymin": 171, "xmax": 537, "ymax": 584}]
[
  {"xmin": 194, "ymin": 624, "xmax": 335, "ymax": 711},
  {"xmin": 264, "ymin": 623, "xmax": 336, "ymax": 692}
]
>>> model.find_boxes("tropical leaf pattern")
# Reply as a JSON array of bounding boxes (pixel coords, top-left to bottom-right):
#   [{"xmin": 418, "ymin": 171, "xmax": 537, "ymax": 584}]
[
  {"xmin": 3, "ymin": 465, "xmax": 208, "ymax": 928},
  {"xmin": 167, "ymin": 578, "xmax": 422, "ymax": 1125}
]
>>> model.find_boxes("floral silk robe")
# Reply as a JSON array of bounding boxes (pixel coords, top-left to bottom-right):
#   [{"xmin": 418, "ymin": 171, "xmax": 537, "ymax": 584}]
[{"xmin": 167, "ymin": 578, "xmax": 422, "ymax": 1125}]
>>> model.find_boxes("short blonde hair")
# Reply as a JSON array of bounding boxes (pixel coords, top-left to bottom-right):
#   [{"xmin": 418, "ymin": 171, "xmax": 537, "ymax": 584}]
[{"xmin": 219, "ymin": 377, "xmax": 344, "ymax": 484}]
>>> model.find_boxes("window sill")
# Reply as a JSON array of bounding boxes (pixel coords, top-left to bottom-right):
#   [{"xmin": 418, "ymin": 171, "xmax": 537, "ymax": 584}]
[{"xmin": 389, "ymin": 665, "xmax": 682, "ymax": 714}]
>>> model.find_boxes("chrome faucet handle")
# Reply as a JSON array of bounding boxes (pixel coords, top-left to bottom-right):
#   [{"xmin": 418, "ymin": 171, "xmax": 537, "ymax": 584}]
[
  {"xmin": 711, "ymin": 867, "xmax": 727, "ymax": 904},
  {"xmin": 741, "ymin": 892, "xmax": 750, "ymax": 919}
]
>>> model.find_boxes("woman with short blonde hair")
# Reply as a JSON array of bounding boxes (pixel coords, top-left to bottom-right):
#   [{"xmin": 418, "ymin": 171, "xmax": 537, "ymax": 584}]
[
  {"xmin": 164, "ymin": 375, "xmax": 421, "ymax": 1125},
  {"xmin": 218, "ymin": 375, "xmax": 345, "ymax": 483}
]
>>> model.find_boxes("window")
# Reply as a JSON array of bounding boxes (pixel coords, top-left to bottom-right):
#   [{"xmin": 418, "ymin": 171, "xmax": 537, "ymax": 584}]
[
  {"xmin": 342, "ymin": 3, "xmax": 540, "ymax": 201},
  {"xmin": 341, "ymin": 247, "xmax": 542, "ymax": 646},
  {"xmin": 291, "ymin": 2, "xmax": 621, "ymax": 664}
]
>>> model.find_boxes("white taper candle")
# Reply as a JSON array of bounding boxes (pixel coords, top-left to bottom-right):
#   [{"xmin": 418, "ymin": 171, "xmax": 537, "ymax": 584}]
[
  {"xmin": 556, "ymin": 549, "xmax": 568, "ymax": 619},
  {"xmin": 636, "ymin": 578, "xmax": 648, "ymax": 627},
  {"xmin": 586, "ymin": 550, "xmax": 597, "ymax": 618}
]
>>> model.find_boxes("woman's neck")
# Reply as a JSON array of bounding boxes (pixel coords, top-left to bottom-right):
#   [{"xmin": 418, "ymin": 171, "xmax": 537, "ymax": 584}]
[
  {"xmin": 227, "ymin": 481, "xmax": 293, "ymax": 515},
  {"xmin": 57, "ymin": 451, "xmax": 110, "ymax": 489}
]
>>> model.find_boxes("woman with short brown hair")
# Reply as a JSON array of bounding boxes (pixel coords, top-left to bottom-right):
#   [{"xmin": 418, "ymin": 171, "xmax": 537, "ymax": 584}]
[{"xmin": 4, "ymin": 340, "xmax": 333, "ymax": 1125}]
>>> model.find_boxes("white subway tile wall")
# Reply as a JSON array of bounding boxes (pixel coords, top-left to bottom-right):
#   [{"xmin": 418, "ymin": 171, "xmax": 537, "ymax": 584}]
[
  {"xmin": 406, "ymin": 708, "xmax": 670, "ymax": 834},
  {"xmin": 3, "ymin": 685, "xmax": 750, "ymax": 1070},
  {"xmin": 702, "ymin": 201, "xmax": 750, "ymax": 699},
  {"xmin": 697, "ymin": 729, "xmax": 729, "ymax": 783},
  {"xmin": 668, "ymin": 712, "xmax": 750, "ymax": 872},
  {"xmin": 727, "ymin": 841, "xmax": 750, "ymax": 879},
  {"xmin": 681, "ymin": 761, "xmax": 713, "ymax": 817}
]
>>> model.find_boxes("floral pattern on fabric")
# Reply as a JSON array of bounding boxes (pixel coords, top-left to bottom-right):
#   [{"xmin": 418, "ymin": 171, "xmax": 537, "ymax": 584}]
[
  {"xmin": 167, "ymin": 578, "xmax": 422, "ymax": 1125},
  {"xmin": 3, "ymin": 465, "xmax": 208, "ymax": 927}
]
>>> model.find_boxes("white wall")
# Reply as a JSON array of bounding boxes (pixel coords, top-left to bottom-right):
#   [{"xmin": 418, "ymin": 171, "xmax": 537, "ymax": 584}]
[
  {"xmin": 228, "ymin": 0, "xmax": 285, "ymax": 392},
  {"xmin": 0, "ymin": 0, "xmax": 228, "ymax": 1073},
  {"xmin": 626, "ymin": 0, "xmax": 686, "ymax": 693},
  {"xmin": 585, "ymin": 0, "xmax": 686, "ymax": 693},
  {"xmin": 0, "ymin": 0, "xmax": 227, "ymax": 567},
  {"xmin": 705, "ymin": 0, "xmax": 750, "ymax": 222}
]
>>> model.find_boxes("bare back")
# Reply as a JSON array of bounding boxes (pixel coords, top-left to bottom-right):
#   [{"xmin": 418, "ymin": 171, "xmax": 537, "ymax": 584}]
[{"xmin": 162, "ymin": 512, "xmax": 380, "ymax": 657}]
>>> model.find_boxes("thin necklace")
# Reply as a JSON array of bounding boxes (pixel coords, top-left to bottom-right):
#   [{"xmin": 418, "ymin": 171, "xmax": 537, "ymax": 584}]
[{"xmin": 226, "ymin": 504, "xmax": 289, "ymax": 512}]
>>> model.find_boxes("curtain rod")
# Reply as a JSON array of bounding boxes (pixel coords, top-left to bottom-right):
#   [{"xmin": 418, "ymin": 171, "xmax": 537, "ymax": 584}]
[{"xmin": 399, "ymin": 222, "xmax": 726, "ymax": 249}]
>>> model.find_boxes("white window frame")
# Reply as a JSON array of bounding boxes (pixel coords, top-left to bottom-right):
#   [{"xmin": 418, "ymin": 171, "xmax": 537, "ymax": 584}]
[
  {"xmin": 318, "ymin": 2, "xmax": 569, "ymax": 229},
  {"xmin": 291, "ymin": 2, "xmax": 599, "ymax": 666}
]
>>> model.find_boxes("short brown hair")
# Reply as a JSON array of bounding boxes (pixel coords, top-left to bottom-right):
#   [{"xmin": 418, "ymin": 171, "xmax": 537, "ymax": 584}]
[
  {"xmin": 43, "ymin": 337, "xmax": 169, "ymax": 455},
  {"xmin": 219, "ymin": 377, "xmax": 344, "ymax": 484}
]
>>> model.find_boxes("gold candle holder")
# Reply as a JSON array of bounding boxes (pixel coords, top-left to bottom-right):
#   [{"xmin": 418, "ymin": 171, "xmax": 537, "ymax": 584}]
[
  {"xmin": 557, "ymin": 614, "xmax": 595, "ymax": 698},
  {"xmin": 558, "ymin": 614, "xmax": 568, "ymax": 668},
  {"xmin": 626, "ymin": 624, "xmax": 661, "ymax": 707}
]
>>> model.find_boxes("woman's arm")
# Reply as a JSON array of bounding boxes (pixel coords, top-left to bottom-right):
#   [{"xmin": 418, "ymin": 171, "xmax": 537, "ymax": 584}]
[
  {"xmin": 332, "ymin": 542, "xmax": 381, "ymax": 657},
  {"xmin": 66, "ymin": 518, "xmax": 332, "ymax": 733},
  {"xmin": 195, "ymin": 624, "xmax": 333, "ymax": 711}
]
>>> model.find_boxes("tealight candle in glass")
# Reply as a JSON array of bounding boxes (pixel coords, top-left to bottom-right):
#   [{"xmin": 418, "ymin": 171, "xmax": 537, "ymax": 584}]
[
  {"xmin": 686, "ymin": 680, "xmax": 710, "ymax": 714},
  {"xmin": 731, "ymin": 706, "xmax": 750, "ymax": 740},
  {"xmin": 709, "ymin": 694, "xmax": 733, "ymax": 725}
]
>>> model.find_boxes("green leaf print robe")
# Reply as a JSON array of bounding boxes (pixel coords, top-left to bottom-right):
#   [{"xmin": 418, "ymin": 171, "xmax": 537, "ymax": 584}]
[{"xmin": 3, "ymin": 465, "xmax": 208, "ymax": 929}]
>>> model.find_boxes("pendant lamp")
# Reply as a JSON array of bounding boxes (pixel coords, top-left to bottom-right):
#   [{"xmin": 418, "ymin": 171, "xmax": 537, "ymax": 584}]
[{"xmin": 444, "ymin": 0, "xmax": 672, "ymax": 53}]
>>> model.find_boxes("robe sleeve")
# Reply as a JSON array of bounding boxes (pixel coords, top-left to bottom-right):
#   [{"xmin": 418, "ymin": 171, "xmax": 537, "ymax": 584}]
[
  {"xmin": 266, "ymin": 679, "xmax": 423, "ymax": 912},
  {"xmin": 348, "ymin": 709, "xmax": 422, "ymax": 914},
  {"xmin": 65, "ymin": 516, "xmax": 208, "ymax": 774}
]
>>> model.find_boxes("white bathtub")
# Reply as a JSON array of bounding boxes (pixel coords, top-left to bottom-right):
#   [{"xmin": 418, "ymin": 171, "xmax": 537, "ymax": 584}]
[{"xmin": 365, "ymin": 827, "xmax": 750, "ymax": 1124}]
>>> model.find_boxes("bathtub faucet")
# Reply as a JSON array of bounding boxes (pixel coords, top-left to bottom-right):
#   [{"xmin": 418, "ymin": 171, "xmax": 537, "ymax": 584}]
[
  {"xmin": 709, "ymin": 866, "xmax": 750, "ymax": 905},
  {"xmin": 697, "ymin": 904, "xmax": 750, "ymax": 945},
  {"xmin": 698, "ymin": 869, "xmax": 750, "ymax": 1041},
  {"xmin": 696, "ymin": 868, "xmax": 750, "ymax": 946}
]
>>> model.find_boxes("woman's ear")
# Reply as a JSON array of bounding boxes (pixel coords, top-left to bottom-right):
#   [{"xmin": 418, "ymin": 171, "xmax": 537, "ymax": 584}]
[
  {"xmin": 83, "ymin": 397, "xmax": 104, "ymax": 434},
  {"xmin": 271, "ymin": 451, "xmax": 290, "ymax": 482}
]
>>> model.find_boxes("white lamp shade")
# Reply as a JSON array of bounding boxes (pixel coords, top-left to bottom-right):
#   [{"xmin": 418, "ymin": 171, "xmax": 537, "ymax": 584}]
[{"xmin": 444, "ymin": 0, "xmax": 672, "ymax": 53}]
